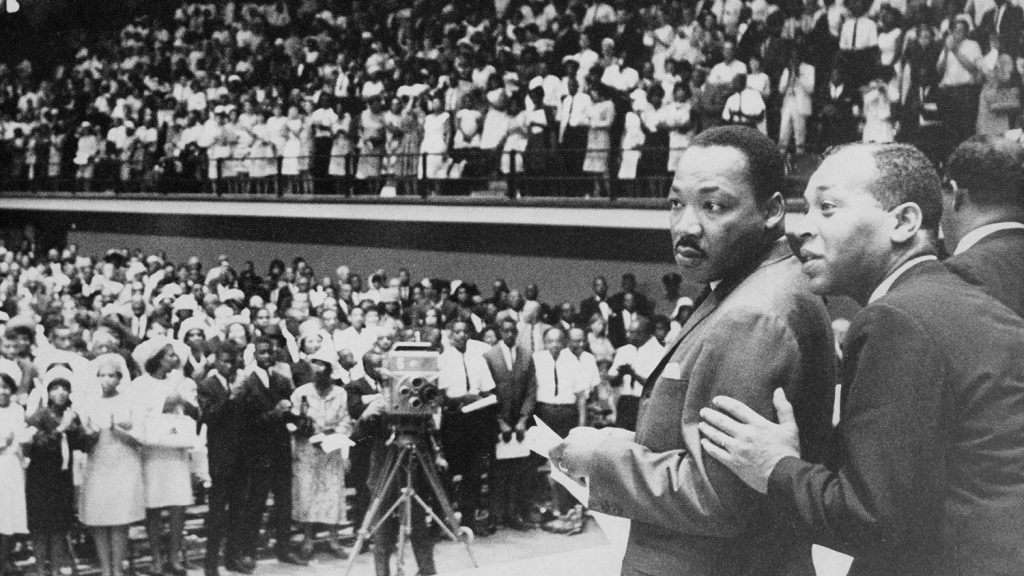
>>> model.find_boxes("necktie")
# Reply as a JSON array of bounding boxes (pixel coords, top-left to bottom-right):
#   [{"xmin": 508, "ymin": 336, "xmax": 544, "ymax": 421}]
[
  {"xmin": 561, "ymin": 95, "xmax": 574, "ymax": 141},
  {"xmin": 851, "ymin": 18, "xmax": 858, "ymax": 50},
  {"xmin": 462, "ymin": 354, "xmax": 471, "ymax": 394},
  {"xmin": 997, "ymin": 6, "xmax": 1004, "ymax": 32},
  {"xmin": 553, "ymin": 358, "xmax": 560, "ymax": 397}
]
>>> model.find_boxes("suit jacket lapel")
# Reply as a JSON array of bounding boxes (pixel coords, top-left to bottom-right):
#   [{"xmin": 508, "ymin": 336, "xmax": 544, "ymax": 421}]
[
  {"xmin": 642, "ymin": 287, "xmax": 720, "ymax": 397},
  {"xmin": 641, "ymin": 238, "xmax": 795, "ymax": 397}
]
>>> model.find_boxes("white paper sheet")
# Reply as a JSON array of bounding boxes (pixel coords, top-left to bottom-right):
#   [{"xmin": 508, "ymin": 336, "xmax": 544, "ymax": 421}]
[
  {"xmin": 461, "ymin": 395, "xmax": 498, "ymax": 413},
  {"xmin": 310, "ymin": 432, "xmax": 355, "ymax": 459},
  {"xmin": 528, "ymin": 418, "xmax": 631, "ymax": 559}
]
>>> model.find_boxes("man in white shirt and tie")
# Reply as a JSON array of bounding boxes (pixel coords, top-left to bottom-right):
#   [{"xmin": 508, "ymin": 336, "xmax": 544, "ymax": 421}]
[
  {"xmin": 608, "ymin": 318, "xmax": 665, "ymax": 431},
  {"xmin": 532, "ymin": 327, "xmax": 588, "ymax": 531},
  {"xmin": 837, "ymin": 0, "xmax": 879, "ymax": 90},
  {"xmin": 438, "ymin": 320, "xmax": 497, "ymax": 535},
  {"xmin": 559, "ymin": 76, "xmax": 593, "ymax": 196}
]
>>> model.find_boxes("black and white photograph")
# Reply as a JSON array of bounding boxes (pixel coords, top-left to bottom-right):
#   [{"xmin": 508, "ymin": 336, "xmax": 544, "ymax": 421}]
[{"xmin": 2, "ymin": 0, "xmax": 1024, "ymax": 575}]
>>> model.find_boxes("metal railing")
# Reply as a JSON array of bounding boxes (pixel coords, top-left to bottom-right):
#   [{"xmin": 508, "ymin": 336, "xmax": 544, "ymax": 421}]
[{"xmin": 0, "ymin": 147, "xmax": 691, "ymax": 201}]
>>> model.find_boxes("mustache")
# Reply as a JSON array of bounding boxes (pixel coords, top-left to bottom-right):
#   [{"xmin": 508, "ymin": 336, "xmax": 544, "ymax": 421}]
[{"xmin": 675, "ymin": 236, "xmax": 706, "ymax": 255}]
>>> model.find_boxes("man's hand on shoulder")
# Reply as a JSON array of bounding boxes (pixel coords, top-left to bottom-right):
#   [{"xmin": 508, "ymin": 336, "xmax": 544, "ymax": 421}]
[{"xmin": 698, "ymin": 388, "xmax": 801, "ymax": 494}]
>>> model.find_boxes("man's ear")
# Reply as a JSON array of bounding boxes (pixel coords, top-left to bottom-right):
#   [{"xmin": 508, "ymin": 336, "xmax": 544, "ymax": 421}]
[
  {"xmin": 762, "ymin": 191, "xmax": 785, "ymax": 231},
  {"xmin": 889, "ymin": 202, "xmax": 924, "ymax": 244}
]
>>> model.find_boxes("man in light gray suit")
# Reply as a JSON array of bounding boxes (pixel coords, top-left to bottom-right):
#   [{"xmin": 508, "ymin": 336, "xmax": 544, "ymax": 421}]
[{"xmin": 551, "ymin": 126, "xmax": 836, "ymax": 576}]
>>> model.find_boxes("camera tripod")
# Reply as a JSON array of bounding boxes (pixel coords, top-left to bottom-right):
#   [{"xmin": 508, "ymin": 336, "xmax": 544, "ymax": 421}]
[{"xmin": 344, "ymin": 428, "xmax": 478, "ymax": 576}]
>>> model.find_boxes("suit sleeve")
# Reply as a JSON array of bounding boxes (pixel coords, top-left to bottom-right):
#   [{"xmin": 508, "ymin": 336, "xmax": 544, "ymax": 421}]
[
  {"xmin": 520, "ymin": 357, "xmax": 538, "ymax": 421},
  {"xmin": 587, "ymin": 306, "xmax": 804, "ymax": 537},
  {"xmin": 197, "ymin": 378, "xmax": 230, "ymax": 426},
  {"xmin": 766, "ymin": 304, "xmax": 944, "ymax": 556}
]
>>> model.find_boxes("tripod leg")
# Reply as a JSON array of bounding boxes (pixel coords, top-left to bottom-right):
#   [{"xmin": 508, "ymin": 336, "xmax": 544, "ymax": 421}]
[
  {"xmin": 394, "ymin": 463, "xmax": 415, "ymax": 576},
  {"xmin": 412, "ymin": 446, "xmax": 479, "ymax": 568},
  {"xmin": 344, "ymin": 445, "xmax": 411, "ymax": 576},
  {"xmin": 410, "ymin": 493, "xmax": 478, "ymax": 568},
  {"xmin": 413, "ymin": 447, "xmax": 461, "ymax": 530}
]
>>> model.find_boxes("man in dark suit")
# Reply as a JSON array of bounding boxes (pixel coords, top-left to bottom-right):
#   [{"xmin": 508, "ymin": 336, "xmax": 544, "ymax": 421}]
[
  {"xmin": 198, "ymin": 343, "xmax": 248, "ymax": 576},
  {"xmin": 607, "ymin": 273, "xmax": 653, "ymax": 316},
  {"xmin": 483, "ymin": 318, "xmax": 537, "ymax": 530},
  {"xmin": 701, "ymin": 143, "xmax": 1024, "ymax": 576},
  {"xmin": 578, "ymin": 276, "xmax": 611, "ymax": 326},
  {"xmin": 818, "ymin": 67, "xmax": 861, "ymax": 149},
  {"xmin": 978, "ymin": 0, "xmax": 1024, "ymax": 56},
  {"xmin": 237, "ymin": 337, "xmax": 307, "ymax": 567},
  {"xmin": 605, "ymin": 292, "xmax": 644, "ymax": 349},
  {"xmin": 552, "ymin": 127, "xmax": 836, "ymax": 576},
  {"xmin": 942, "ymin": 135, "xmax": 1024, "ymax": 317}
]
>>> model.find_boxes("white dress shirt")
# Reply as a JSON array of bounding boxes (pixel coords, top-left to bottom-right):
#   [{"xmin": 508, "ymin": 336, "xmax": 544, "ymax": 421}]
[
  {"xmin": 438, "ymin": 347, "xmax": 496, "ymax": 399},
  {"xmin": 954, "ymin": 222, "xmax": 1024, "ymax": 255},
  {"xmin": 609, "ymin": 338, "xmax": 666, "ymax": 396},
  {"xmin": 533, "ymin": 350, "xmax": 588, "ymax": 404},
  {"xmin": 868, "ymin": 256, "xmax": 939, "ymax": 303}
]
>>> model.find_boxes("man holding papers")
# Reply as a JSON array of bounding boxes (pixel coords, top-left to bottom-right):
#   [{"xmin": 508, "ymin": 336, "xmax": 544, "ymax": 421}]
[{"xmin": 551, "ymin": 127, "xmax": 835, "ymax": 576}]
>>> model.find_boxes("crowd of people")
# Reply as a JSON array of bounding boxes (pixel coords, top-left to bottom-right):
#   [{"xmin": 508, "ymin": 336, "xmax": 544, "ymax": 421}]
[
  {"xmin": 2, "ymin": 0, "xmax": 1024, "ymax": 197},
  {"xmin": 0, "ymin": 234, "xmax": 696, "ymax": 576}
]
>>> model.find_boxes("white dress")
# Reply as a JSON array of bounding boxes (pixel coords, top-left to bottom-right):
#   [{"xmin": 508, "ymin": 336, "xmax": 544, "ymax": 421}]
[
  {"xmin": 79, "ymin": 393, "xmax": 146, "ymax": 526},
  {"xmin": 861, "ymin": 87, "xmax": 896, "ymax": 143},
  {"xmin": 420, "ymin": 112, "xmax": 451, "ymax": 179},
  {"xmin": 618, "ymin": 111, "xmax": 645, "ymax": 179},
  {"xmin": 0, "ymin": 403, "xmax": 28, "ymax": 535},
  {"xmin": 281, "ymin": 117, "xmax": 304, "ymax": 176},
  {"xmin": 127, "ymin": 372, "xmax": 197, "ymax": 509}
]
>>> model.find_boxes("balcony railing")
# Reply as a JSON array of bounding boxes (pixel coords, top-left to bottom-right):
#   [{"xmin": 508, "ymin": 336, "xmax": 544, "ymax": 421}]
[{"xmin": 1, "ymin": 147, "xmax": 811, "ymax": 201}]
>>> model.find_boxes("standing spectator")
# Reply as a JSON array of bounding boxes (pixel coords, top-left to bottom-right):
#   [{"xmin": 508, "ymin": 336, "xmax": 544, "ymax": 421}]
[
  {"xmin": 438, "ymin": 320, "xmax": 497, "ymax": 535},
  {"xmin": 522, "ymin": 78, "xmax": 558, "ymax": 196},
  {"xmin": 976, "ymin": 52, "xmax": 1020, "ymax": 135},
  {"xmin": 391, "ymin": 96, "xmax": 423, "ymax": 196},
  {"xmin": 837, "ymin": 0, "xmax": 880, "ymax": 90},
  {"xmin": 128, "ymin": 338, "xmax": 198, "ymax": 576},
  {"xmin": 978, "ymin": 0, "xmax": 1024, "ymax": 57},
  {"xmin": 531, "ymin": 327, "xmax": 588, "ymax": 533},
  {"xmin": 778, "ymin": 52, "xmax": 816, "ymax": 155},
  {"xmin": 722, "ymin": 73, "xmax": 768, "ymax": 134},
  {"xmin": 309, "ymin": 94, "xmax": 338, "ymax": 195},
  {"xmin": 281, "ymin": 105, "xmax": 305, "ymax": 195},
  {"xmin": 237, "ymin": 337, "xmax": 307, "ymax": 567},
  {"xmin": 480, "ymin": 85, "xmax": 511, "ymax": 180},
  {"xmin": 328, "ymin": 102, "xmax": 354, "ymax": 196},
  {"xmin": 25, "ymin": 371, "xmax": 85, "ymax": 576},
  {"xmin": 618, "ymin": 94, "xmax": 646, "ymax": 193},
  {"xmin": 483, "ymin": 319, "xmax": 538, "ymax": 527},
  {"xmin": 0, "ymin": 373, "xmax": 28, "ymax": 574},
  {"xmin": 637, "ymin": 85, "xmax": 670, "ymax": 197},
  {"xmin": 937, "ymin": 15, "xmax": 983, "ymax": 143},
  {"xmin": 73, "ymin": 121, "xmax": 101, "ymax": 192},
  {"xmin": 197, "ymin": 344, "xmax": 247, "ymax": 576},
  {"xmin": 558, "ymin": 76, "xmax": 592, "ymax": 196},
  {"xmin": 861, "ymin": 79, "xmax": 897, "ymax": 142},
  {"xmin": 607, "ymin": 318, "xmax": 663, "ymax": 431},
  {"xmin": 662, "ymin": 82, "xmax": 693, "ymax": 173},
  {"xmin": 79, "ymin": 354, "xmax": 145, "ymax": 576},
  {"xmin": 356, "ymin": 96, "xmax": 386, "ymax": 195},
  {"xmin": 876, "ymin": 6, "xmax": 906, "ymax": 78},
  {"xmin": 582, "ymin": 83, "xmax": 616, "ymax": 197},
  {"xmin": 290, "ymin": 348, "xmax": 352, "ymax": 559},
  {"xmin": 818, "ymin": 67, "xmax": 862, "ymax": 148},
  {"xmin": 420, "ymin": 95, "xmax": 451, "ymax": 187}
]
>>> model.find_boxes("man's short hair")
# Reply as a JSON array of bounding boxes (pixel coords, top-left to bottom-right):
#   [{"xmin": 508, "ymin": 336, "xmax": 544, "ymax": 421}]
[
  {"xmin": 946, "ymin": 135, "xmax": 1024, "ymax": 210},
  {"xmin": 827, "ymin": 143, "xmax": 943, "ymax": 231},
  {"xmin": 216, "ymin": 342, "xmax": 241, "ymax": 362},
  {"xmin": 689, "ymin": 126, "xmax": 784, "ymax": 203}
]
